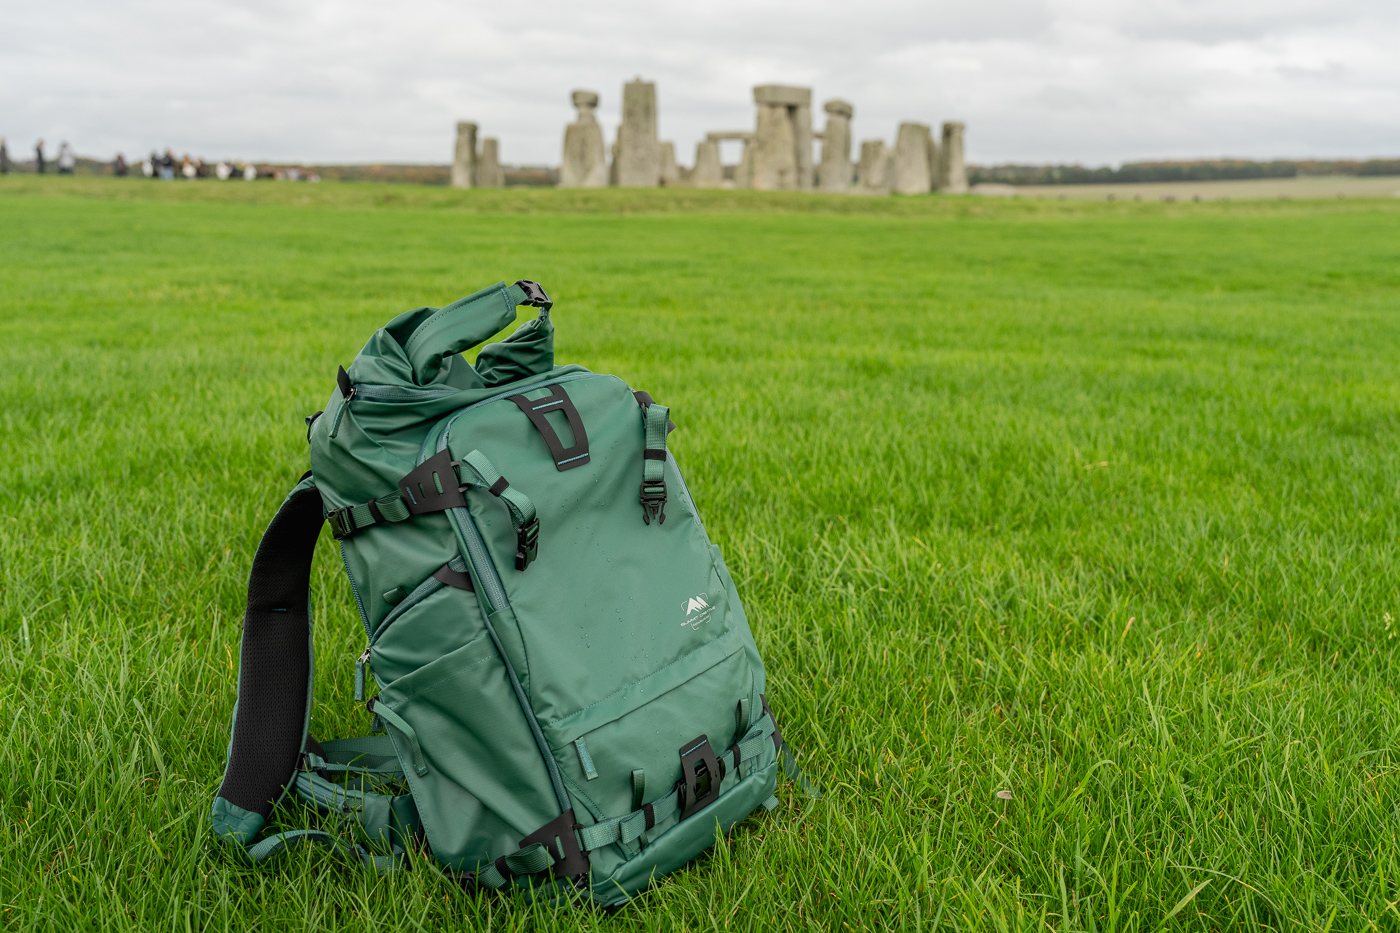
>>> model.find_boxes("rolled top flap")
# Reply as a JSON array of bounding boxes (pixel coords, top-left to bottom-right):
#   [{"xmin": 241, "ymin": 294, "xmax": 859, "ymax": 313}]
[
  {"xmin": 404, "ymin": 282, "xmax": 533, "ymax": 386},
  {"xmin": 346, "ymin": 281, "xmax": 555, "ymax": 390}
]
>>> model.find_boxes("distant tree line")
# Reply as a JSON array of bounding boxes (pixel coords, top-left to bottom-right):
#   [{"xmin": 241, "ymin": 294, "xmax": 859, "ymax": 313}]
[{"xmin": 968, "ymin": 159, "xmax": 1400, "ymax": 186}]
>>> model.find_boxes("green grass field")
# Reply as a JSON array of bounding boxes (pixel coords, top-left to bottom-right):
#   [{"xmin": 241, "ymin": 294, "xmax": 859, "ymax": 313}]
[{"xmin": 3, "ymin": 177, "xmax": 1400, "ymax": 931}]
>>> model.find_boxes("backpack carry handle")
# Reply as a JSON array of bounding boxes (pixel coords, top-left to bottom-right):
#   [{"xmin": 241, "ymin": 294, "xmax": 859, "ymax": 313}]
[{"xmin": 404, "ymin": 281, "xmax": 551, "ymax": 385}]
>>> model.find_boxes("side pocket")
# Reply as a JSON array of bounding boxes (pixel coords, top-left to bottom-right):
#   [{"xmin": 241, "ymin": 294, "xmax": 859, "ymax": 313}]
[
  {"xmin": 370, "ymin": 577, "xmax": 485, "ymax": 686},
  {"xmin": 376, "ymin": 635, "xmax": 559, "ymax": 871}
]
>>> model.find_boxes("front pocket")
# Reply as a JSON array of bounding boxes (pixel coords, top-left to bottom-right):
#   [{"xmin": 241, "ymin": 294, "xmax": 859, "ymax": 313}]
[
  {"xmin": 376, "ymin": 634, "xmax": 560, "ymax": 871},
  {"xmin": 543, "ymin": 635, "xmax": 755, "ymax": 876}
]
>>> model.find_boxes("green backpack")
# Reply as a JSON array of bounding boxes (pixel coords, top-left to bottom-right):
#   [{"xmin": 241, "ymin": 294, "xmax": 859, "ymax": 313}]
[{"xmin": 210, "ymin": 281, "xmax": 811, "ymax": 907}]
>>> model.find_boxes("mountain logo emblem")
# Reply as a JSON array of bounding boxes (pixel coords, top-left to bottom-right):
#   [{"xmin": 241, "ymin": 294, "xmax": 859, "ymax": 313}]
[{"xmin": 683, "ymin": 594, "xmax": 714, "ymax": 629}]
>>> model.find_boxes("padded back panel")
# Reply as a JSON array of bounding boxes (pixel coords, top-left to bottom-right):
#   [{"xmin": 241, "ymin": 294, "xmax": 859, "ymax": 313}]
[{"xmin": 215, "ymin": 487, "xmax": 325, "ymax": 816}]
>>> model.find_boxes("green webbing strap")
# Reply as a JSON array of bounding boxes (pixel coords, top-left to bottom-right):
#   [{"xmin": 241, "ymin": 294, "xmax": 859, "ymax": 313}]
[
  {"xmin": 640, "ymin": 403, "xmax": 670, "ymax": 524},
  {"xmin": 304, "ymin": 750, "xmax": 402, "ymax": 778},
  {"xmin": 368, "ymin": 701, "xmax": 427, "ymax": 775},
  {"xmin": 457, "ymin": 450, "xmax": 537, "ymax": 530},
  {"xmin": 241, "ymin": 828, "xmax": 401, "ymax": 875},
  {"xmin": 780, "ymin": 742, "xmax": 822, "ymax": 799},
  {"xmin": 576, "ymin": 714, "xmax": 777, "ymax": 853},
  {"xmin": 471, "ymin": 843, "xmax": 556, "ymax": 890},
  {"xmin": 577, "ymin": 788, "xmax": 681, "ymax": 852},
  {"xmin": 326, "ymin": 492, "xmax": 411, "ymax": 540},
  {"xmin": 318, "ymin": 734, "xmax": 401, "ymax": 768},
  {"xmin": 292, "ymin": 769, "xmax": 419, "ymax": 855},
  {"xmin": 456, "ymin": 449, "xmax": 541, "ymax": 570}
]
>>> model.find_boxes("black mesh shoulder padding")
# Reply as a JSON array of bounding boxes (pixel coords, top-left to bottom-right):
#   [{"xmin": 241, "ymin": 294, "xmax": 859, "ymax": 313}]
[{"xmin": 215, "ymin": 486, "xmax": 325, "ymax": 817}]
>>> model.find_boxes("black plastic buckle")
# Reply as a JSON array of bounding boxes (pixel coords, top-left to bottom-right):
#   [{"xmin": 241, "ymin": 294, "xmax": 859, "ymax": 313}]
[
  {"xmin": 677, "ymin": 735, "xmax": 721, "ymax": 820},
  {"xmin": 519, "ymin": 808, "xmax": 589, "ymax": 880},
  {"xmin": 639, "ymin": 479, "xmax": 667, "ymax": 525},
  {"xmin": 513, "ymin": 280, "xmax": 552, "ymax": 310},
  {"xmin": 515, "ymin": 517, "xmax": 540, "ymax": 571},
  {"xmin": 326, "ymin": 507, "xmax": 356, "ymax": 540}
]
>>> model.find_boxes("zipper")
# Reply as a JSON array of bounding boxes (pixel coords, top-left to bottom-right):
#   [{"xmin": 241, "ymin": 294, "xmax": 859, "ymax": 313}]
[
  {"xmin": 353, "ymin": 383, "xmax": 459, "ymax": 403},
  {"xmin": 449, "ymin": 509, "xmax": 508, "ymax": 611},
  {"xmin": 338, "ymin": 541, "xmax": 372, "ymax": 638},
  {"xmin": 354, "ymin": 648, "xmax": 371, "ymax": 702}
]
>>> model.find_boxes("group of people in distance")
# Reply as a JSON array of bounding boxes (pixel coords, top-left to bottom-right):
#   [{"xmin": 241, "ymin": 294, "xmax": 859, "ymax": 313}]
[
  {"xmin": 138, "ymin": 150, "xmax": 265, "ymax": 180},
  {"xmin": 0, "ymin": 138, "xmax": 77, "ymax": 174},
  {"xmin": 0, "ymin": 139, "xmax": 311, "ymax": 182}
]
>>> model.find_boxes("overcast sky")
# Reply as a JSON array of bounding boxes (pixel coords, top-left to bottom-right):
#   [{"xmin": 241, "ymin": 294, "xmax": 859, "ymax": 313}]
[{"xmin": 2, "ymin": 0, "xmax": 1397, "ymax": 167}]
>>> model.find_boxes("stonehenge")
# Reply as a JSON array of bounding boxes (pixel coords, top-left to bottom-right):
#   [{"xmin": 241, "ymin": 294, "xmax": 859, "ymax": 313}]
[
  {"xmin": 659, "ymin": 141, "xmax": 680, "ymax": 187},
  {"xmin": 560, "ymin": 90, "xmax": 607, "ymax": 187},
  {"xmin": 451, "ymin": 121, "xmax": 477, "ymax": 188},
  {"xmin": 615, "ymin": 78, "xmax": 660, "ymax": 187},
  {"xmin": 477, "ymin": 138, "xmax": 503, "ymax": 188},
  {"xmin": 856, "ymin": 140, "xmax": 892, "ymax": 194},
  {"xmin": 938, "ymin": 121, "xmax": 969, "ymax": 193},
  {"xmin": 818, "ymin": 100, "xmax": 854, "ymax": 193},
  {"xmin": 536, "ymin": 78, "xmax": 973, "ymax": 195},
  {"xmin": 749, "ymin": 85, "xmax": 814, "ymax": 191},
  {"xmin": 691, "ymin": 139, "xmax": 723, "ymax": 188},
  {"xmin": 893, "ymin": 122, "xmax": 934, "ymax": 194},
  {"xmin": 450, "ymin": 122, "xmax": 504, "ymax": 188}
]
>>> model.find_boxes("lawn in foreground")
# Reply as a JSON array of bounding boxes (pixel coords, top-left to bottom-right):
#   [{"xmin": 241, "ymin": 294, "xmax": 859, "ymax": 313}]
[{"xmin": 2, "ymin": 180, "xmax": 1399, "ymax": 931}]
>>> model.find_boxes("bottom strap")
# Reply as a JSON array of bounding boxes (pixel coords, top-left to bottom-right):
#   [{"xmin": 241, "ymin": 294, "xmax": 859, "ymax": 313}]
[{"xmin": 242, "ymin": 829, "xmax": 402, "ymax": 875}]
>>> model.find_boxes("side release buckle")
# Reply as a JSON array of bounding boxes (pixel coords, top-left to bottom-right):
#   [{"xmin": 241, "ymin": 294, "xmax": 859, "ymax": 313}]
[
  {"xmin": 326, "ymin": 507, "xmax": 356, "ymax": 540},
  {"xmin": 515, "ymin": 517, "xmax": 540, "ymax": 571},
  {"xmin": 514, "ymin": 280, "xmax": 552, "ymax": 310},
  {"xmin": 639, "ymin": 479, "xmax": 667, "ymax": 525}
]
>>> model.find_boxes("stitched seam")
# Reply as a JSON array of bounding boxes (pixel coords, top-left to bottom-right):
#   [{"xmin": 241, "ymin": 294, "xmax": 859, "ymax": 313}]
[{"xmin": 548, "ymin": 636, "xmax": 743, "ymax": 733}]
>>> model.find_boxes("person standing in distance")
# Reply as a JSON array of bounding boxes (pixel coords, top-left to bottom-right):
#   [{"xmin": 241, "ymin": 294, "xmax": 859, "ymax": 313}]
[
  {"xmin": 0, "ymin": 138, "xmax": 10, "ymax": 174},
  {"xmin": 57, "ymin": 141, "xmax": 76, "ymax": 174},
  {"xmin": 35, "ymin": 139, "xmax": 46, "ymax": 174}
]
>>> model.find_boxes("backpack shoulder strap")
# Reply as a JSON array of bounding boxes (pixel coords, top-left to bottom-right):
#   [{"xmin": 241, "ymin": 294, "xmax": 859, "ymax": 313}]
[{"xmin": 210, "ymin": 474, "xmax": 323, "ymax": 848}]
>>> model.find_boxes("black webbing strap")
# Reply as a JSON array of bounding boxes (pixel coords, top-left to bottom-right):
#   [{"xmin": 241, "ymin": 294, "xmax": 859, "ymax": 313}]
[{"xmin": 215, "ymin": 480, "xmax": 325, "ymax": 820}]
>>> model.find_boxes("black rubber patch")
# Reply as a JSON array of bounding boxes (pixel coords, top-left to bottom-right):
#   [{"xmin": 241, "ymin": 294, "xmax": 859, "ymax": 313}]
[
  {"xmin": 432, "ymin": 563, "xmax": 474, "ymax": 592},
  {"xmin": 519, "ymin": 809, "xmax": 590, "ymax": 879},
  {"xmin": 509, "ymin": 384, "xmax": 590, "ymax": 471},
  {"xmin": 398, "ymin": 450, "xmax": 467, "ymax": 515}
]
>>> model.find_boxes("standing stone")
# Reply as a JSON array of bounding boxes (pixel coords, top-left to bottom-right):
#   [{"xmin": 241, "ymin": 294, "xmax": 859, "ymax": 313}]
[
  {"xmin": 478, "ymin": 138, "xmax": 504, "ymax": 187},
  {"xmin": 748, "ymin": 85, "xmax": 813, "ymax": 191},
  {"xmin": 818, "ymin": 99, "xmax": 854, "ymax": 193},
  {"xmin": 691, "ymin": 139, "xmax": 723, "ymax": 188},
  {"xmin": 560, "ymin": 90, "xmax": 607, "ymax": 188},
  {"xmin": 659, "ymin": 141, "xmax": 680, "ymax": 186},
  {"xmin": 892, "ymin": 122, "xmax": 932, "ymax": 194},
  {"xmin": 938, "ymin": 121, "xmax": 969, "ymax": 193},
  {"xmin": 615, "ymin": 78, "xmax": 660, "ymax": 187},
  {"xmin": 855, "ymin": 139, "xmax": 891, "ymax": 195},
  {"xmin": 925, "ymin": 126, "xmax": 939, "ymax": 192},
  {"xmin": 734, "ymin": 139, "xmax": 754, "ymax": 189},
  {"xmin": 451, "ymin": 121, "xmax": 478, "ymax": 188}
]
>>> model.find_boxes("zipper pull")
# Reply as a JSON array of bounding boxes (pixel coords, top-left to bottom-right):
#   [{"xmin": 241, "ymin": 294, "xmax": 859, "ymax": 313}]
[{"xmin": 354, "ymin": 648, "xmax": 371, "ymax": 702}]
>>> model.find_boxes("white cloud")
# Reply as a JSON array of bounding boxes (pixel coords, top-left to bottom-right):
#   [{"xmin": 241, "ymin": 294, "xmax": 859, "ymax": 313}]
[{"xmin": 0, "ymin": 0, "xmax": 1396, "ymax": 166}]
